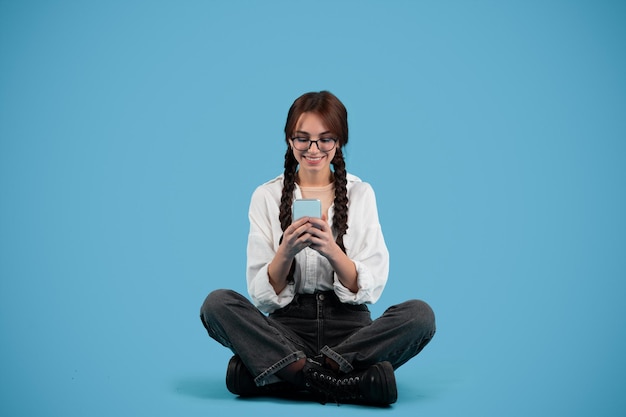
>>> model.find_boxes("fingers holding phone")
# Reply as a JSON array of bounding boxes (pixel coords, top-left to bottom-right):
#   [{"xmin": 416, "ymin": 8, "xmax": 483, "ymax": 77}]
[
  {"xmin": 281, "ymin": 216, "xmax": 314, "ymax": 256},
  {"xmin": 280, "ymin": 199, "xmax": 321, "ymax": 255},
  {"xmin": 291, "ymin": 200, "xmax": 335, "ymax": 257},
  {"xmin": 304, "ymin": 214, "xmax": 336, "ymax": 257}
]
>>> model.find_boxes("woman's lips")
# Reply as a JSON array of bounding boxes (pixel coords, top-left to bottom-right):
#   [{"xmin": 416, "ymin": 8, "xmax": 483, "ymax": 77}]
[{"xmin": 304, "ymin": 155, "xmax": 324, "ymax": 164}]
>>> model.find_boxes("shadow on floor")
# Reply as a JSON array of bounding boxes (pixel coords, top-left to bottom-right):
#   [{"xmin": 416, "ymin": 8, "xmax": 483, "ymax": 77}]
[{"xmin": 173, "ymin": 376, "xmax": 228, "ymax": 399}]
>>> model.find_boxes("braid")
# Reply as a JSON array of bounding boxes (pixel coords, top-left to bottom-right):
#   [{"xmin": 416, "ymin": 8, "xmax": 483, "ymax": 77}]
[
  {"xmin": 278, "ymin": 148, "xmax": 298, "ymax": 283},
  {"xmin": 279, "ymin": 147, "xmax": 298, "ymax": 232},
  {"xmin": 332, "ymin": 147, "xmax": 349, "ymax": 253}
]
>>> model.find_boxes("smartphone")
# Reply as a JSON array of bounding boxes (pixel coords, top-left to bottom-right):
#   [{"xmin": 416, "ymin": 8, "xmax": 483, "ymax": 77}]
[{"xmin": 292, "ymin": 199, "xmax": 321, "ymax": 221}]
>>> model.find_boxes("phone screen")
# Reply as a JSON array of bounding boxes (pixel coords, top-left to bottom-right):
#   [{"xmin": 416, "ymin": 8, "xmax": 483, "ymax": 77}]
[{"xmin": 292, "ymin": 199, "xmax": 321, "ymax": 221}]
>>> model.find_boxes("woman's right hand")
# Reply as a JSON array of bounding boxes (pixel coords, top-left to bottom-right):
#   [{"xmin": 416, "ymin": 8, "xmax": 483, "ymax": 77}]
[
  {"xmin": 268, "ymin": 217, "xmax": 314, "ymax": 293},
  {"xmin": 280, "ymin": 216, "xmax": 314, "ymax": 258}
]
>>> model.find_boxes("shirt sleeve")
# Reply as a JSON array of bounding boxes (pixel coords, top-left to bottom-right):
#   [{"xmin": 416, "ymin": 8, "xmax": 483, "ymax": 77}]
[
  {"xmin": 246, "ymin": 186, "xmax": 296, "ymax": 313},
  {"xmin": 333, "ymin": 182, "xmax": 389, "ymax": 305}
]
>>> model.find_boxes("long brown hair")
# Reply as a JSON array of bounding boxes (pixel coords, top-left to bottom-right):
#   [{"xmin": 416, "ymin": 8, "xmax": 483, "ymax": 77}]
[{"xmin": 279, "ymin": 91, "xmax": 349, "ymax": 252}]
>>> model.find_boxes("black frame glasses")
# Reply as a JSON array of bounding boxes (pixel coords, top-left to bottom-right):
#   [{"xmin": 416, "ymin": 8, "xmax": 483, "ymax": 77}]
[{"xmin": 290, "ymin": 137, "xmax": 338, "ymax": 152}]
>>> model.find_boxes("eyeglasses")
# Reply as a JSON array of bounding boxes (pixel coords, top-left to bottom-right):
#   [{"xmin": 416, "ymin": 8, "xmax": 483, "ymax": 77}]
[{"xmin": 291, "ymin": 137, "xmax": 338, "ymax": 152}]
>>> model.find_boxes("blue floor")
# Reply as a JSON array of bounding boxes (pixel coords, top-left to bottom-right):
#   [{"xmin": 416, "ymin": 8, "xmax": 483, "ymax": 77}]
[{"xmin": 1, "ymin": 1, "xmax": 625, "ymax": 416}]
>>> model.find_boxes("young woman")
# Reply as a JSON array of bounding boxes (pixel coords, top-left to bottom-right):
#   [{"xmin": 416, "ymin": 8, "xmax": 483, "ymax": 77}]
[{"xmin": 200, "ymin": 91, "xmax": 435, "ymax": 406}]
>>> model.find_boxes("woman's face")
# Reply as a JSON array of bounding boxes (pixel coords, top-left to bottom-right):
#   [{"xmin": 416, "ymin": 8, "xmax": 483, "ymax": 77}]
[{"xmin": 290, "ymin": 112, "xmax": 337, "ymax": 177}]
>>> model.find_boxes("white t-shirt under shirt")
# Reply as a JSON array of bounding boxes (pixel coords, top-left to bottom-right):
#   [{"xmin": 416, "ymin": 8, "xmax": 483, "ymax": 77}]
[{"xmin": 246, "ymin": 173, "xmax": 389, "ymax": 314}]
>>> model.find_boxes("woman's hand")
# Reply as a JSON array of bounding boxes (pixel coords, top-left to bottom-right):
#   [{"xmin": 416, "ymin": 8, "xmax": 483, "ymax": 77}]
[
  {"xmin": 308, "ymin": 215, "xmax": 359, "ymax": 293},
  {"xmin": 305, "ymin": 214, "xmax": 341, "ymax": 259},
  {"xmin": 280, "ymin": 216, "xmax": 317, "ymax": 257},
  {"xmin": 268, "ymin": 216, "xmax": 316, "ymax": 293}
]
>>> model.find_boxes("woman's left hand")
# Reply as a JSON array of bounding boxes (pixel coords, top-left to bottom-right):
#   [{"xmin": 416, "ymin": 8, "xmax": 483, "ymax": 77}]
[
  {"xmin": 306, "ymin": 214, "xmax": 359, "ymax": 292},
  {"xmin": 306, "ymin": 214, "xmax": 340, "ymax": 259}
]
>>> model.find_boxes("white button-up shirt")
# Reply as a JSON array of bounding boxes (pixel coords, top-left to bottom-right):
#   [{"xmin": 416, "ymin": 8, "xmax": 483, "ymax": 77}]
[{"xmin": 246, "ymin": 173, "xmax": 389, "ymax": 314}]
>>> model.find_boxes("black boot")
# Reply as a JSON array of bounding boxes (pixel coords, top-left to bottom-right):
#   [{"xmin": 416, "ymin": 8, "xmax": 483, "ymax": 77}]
[
  {"xmin": 225, "ymin": 355, "xmax": 299, "ymax": 397},
  {"xmin": 302, "ymin": 358, "xmax": 397, "ymax": 406}
]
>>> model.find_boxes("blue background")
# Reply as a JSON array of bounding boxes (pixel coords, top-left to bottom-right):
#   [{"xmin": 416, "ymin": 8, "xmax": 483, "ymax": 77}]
[{"xmin": 1, "ymin": 1, "xmax": 625, "ymax": 416}]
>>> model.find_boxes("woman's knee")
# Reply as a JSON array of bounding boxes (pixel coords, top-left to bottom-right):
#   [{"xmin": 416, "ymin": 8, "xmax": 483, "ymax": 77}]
[
  {"xmin": 403, "ymin": 299, "xmax": 436, "ymax": 334},
  {"xmin": 200, "ymin": 288, "xmax": 241, "ymax": 321}
]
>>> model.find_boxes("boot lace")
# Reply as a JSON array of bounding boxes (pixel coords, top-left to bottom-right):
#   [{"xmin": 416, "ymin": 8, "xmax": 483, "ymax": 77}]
[{"xmin": 304, "ymin": 364, "xmax": 361, "ymax": 405}]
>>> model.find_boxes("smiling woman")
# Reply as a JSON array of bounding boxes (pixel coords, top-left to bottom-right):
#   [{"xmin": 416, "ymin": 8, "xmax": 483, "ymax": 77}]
[{"xmin": 199, "ymin": 91, "xmax": 436, "ymax": 406}]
